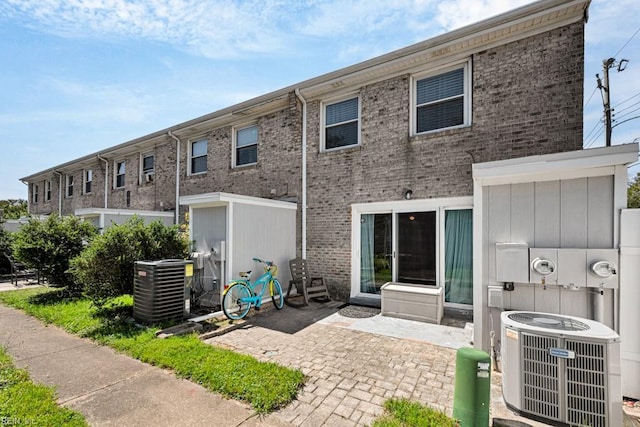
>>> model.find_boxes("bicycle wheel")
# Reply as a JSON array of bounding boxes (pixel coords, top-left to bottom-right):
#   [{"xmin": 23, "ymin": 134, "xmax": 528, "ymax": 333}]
[
  {"xmin": 222, "ymin": 283, "xmax": 252, "ymax": 320},
  {"xmin": 271, "ymin": 279, "xmax": 284, "ymax": 310}
]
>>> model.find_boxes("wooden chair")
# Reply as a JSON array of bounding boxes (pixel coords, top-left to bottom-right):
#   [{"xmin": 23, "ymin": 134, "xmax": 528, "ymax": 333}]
[
  {"xmin": 286, "ymin": 258, "xmax": 331, "ymax": 306},
  {"xmin": 3, "ymin": 252, "xmax": 37, "ymax": 285}
]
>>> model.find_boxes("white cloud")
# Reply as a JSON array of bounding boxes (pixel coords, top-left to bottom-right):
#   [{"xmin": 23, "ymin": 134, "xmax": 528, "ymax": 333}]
[
  {"xmin": 0, "ymin": 0, "xmax": 293, "ymax": 58},
  {"xmin": 434, "ymin": 0, "xmax": 535, "ymax": 30}
]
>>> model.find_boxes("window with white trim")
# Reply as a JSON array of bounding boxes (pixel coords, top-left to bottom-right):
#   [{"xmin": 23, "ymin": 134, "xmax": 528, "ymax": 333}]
[
  {"xmin": 45, "ymin": 180, "xmax": 51, "ymax": 201},
  {"xmin": 84, "ymin": 169, "xmax": 93, "ymax": 194},
  {"xmin": 31, "ymin": 183, "xmax": 39, "ymax": 203},
  {"xmin": 141, "ymin": 153, "xmax": 154, "ymax": 182},
  {"xmin": 115, "ymin": 161, "xmax": 125, "ymax": 188},
  {"xmin": 66, "ymin": 174, "xmax": 74, "ymax": 197},
  {"xmin": 323, "ymin": 96, "xmax": 360, "ymax": 150},
  {"xmin": 414, "ymin": 63, "xmax": 469, "ymax": 134},
  {"xmin": 190, "ymin": 139, "xmax": 207, "ymax": 174},
  {"xmin": 234, "ymin": 125, "xmax": 258, "ymax": 167}
]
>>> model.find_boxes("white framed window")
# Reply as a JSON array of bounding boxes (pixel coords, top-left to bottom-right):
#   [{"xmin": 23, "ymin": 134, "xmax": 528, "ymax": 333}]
[
  {"xmin": 84, "ymin": 169, "xmax": 93, "ymax": 194},
  {"xmin": 31, "ymin": 183, "xmax": 39, "ymax": 204},
  {"xmin": 234, "ymin": 124, "xmax": 258, "ymax": 167},
  {"xmin": 322, "ymin": 96, "xmax": 360, "ymax": 151},
  {"xmin": 190, "ymin": 139, "xmax": 207, "ymax": 175},
  {"xmin": 45, "ymin": 180, "xmax": 51, "ymax": 201},
  {"xmin": 351, "ymin": 197, "xmax": 473, "ymax": 306},
  {"xmin": 141, "ymin": 153, "xmax": 154, "ymax": 183},
  {"xmin": 114, "ymin": 161, "xmax": 125, "ymax": 189},
  {"xmin": 411, "ymin": 61, "xmax": 471, "ymax": 135},
  {"xmin": 66, "ymin": 174, "xmax": 74, "ymax": 197}
]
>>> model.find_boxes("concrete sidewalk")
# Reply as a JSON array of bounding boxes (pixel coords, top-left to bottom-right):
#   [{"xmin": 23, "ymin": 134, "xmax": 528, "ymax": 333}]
[{"xmin": 0, "ymin": 303, "xmax": 290, "ymax": 427}]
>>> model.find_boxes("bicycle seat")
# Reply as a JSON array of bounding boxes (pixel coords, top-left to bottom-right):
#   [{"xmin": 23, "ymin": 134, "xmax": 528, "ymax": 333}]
[{"xmin": 239, "ymin": 271, "xmax": 251, "ymax": 278}]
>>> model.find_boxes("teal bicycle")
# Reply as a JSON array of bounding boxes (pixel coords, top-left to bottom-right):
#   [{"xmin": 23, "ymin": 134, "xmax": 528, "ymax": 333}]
[{"xmin": 222, "ymin": 257, "xmax": 284, "ymax": 320}]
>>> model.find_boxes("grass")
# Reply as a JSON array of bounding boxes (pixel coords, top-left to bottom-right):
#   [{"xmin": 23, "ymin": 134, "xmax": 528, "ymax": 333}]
[
  {"xmin": 372, "ymin": 398, "xmax": 459, "ymax": 427},
  {"xmin": 0, "ymin": 288, "xmax": 305, "ymax": 413},
  {"xmin": 0, "ymin": 346, "xmax": 88, "ymax": 426}
]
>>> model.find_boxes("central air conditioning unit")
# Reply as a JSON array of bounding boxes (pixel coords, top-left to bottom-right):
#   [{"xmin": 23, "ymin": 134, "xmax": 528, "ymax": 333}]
[
  {"xmin": 133, "ymin": 259, "xmax": 193, "ymax": 324},
  {"xmin": 501, "ymin": 311, "xmax": 621, "ymax": 427}
]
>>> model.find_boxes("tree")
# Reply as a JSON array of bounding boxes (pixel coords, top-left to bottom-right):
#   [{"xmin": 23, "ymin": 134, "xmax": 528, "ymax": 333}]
[
  {"xmin": 0, "ymin": 199, "xmax": 28, "ymax": 220},
  {"xmin": 11, "ymin": 215, "xmax": 97, "ymax": 291},
  {"xmin": 629, "ymin": 172, "xmax": 640, "ymax": 209},
  {"xmin": 70, "ymin": 217, "xmax": 189, "ymax": 305}
]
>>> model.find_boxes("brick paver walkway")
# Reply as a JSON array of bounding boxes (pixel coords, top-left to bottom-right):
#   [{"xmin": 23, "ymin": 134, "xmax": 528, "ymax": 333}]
[{"xmin": 206, "ymin": 316, "xmax": 457, "ymax": 426}]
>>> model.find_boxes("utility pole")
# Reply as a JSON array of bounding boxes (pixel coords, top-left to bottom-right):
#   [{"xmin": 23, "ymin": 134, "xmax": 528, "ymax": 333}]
[{"xmin": 596, "ymin": 57, "xmax": 628, "ymax": 147}]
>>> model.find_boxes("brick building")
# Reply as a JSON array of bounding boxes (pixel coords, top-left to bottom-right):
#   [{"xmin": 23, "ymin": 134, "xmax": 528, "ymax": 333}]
[{"xmin": 21, "ymin": 0, "xmax": 589, "ymax": 306}]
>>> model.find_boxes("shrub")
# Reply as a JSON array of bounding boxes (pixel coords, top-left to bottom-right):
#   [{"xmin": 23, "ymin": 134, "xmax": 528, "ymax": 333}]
[
  {"xmin": 11, "ymin": 215, "xmax": 97, "ymax": 291},
  {"xmin": 0, "ymin": 219, "xmax": 11, "ymax": 274},
  {"xmin": 629, "ymin": 172, "xmax": 640, "ymax": 209},
  {"xmin": 70, "ymin": 217, "xmax": 189, "ymax": 305}
]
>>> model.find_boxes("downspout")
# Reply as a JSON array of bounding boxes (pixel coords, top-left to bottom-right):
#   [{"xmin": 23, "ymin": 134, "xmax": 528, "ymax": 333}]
[
  {"xmin": 97, "ymin": 155, "xmax": 109, "ymax": 209},
  {"xmin": 52, "ymin": 170, "xmax": 63, "ymax": 215},
  {"xmin": 168, "ymin": 131, "xmax": 181, "ymax": 225},
  {"xmin": 294, "ymin": 88, "xmax": 307, "ymax": 259}
]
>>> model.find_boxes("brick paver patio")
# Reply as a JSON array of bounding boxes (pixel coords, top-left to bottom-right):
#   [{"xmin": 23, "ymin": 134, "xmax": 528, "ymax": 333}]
[{"xmin": 205, "ymin": 306, "xmax": 458, "ymax": 426}]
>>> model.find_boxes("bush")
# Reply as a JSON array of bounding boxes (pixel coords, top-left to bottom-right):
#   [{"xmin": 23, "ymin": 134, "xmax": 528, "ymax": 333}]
[
  {"xmin": 11, "ymin": 215, "xmax": 97, "ymax": 291},
  {"xmin": 629, "ymin": 172, "xmax": 640, "ymax": 209},
  {"xmin": 70, "ymin": 217, "xmax": 189, "ymax": 305},
  {"xmin": 0, "ymin": 219, "xmax": 11, "ymax": 274}
]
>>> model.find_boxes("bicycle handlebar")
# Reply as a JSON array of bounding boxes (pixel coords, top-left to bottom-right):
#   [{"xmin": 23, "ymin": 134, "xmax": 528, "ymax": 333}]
[{"xmin": 252, "ymin": 257, "xmax": 273, "ymax": 266}]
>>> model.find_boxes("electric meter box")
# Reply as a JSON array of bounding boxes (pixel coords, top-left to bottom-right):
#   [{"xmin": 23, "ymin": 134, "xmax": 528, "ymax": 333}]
[
  {"xmin": 586, "ymin": 249, "xmax": 619, "ymax": 289},
  {"xmin": 557, "ymin": 249, "xmax": 586, "ymax": 287},
  {"xmin": 496, "ymin": 243, "xmax": 529, "ymax": 283},
  {"xmin": 529, "ymin": 248, "xmax": 558, "ymax": 285}
]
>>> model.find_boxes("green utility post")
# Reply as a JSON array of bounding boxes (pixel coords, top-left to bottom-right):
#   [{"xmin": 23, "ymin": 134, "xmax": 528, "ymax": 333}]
[{"xmin": 453, "ymin": 347, "xmax": 491, "ymax": 426}]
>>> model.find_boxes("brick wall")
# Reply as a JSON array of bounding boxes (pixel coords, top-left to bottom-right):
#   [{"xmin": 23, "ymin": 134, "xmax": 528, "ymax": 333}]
[
  {"xmin": 29, "ymin": 142, "xmax": 177, "ymax": 216},
  {"xmin": 305, "ymin": 23, "xmax": 585, "ymax": 299}
]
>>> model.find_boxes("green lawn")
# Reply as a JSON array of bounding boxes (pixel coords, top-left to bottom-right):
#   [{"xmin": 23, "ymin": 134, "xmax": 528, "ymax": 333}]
[
  {"xmin": 0, "ymin": 346, "xmax": 88, "ymax": 426},
  {"xmin": 372, "ymin": 398, "xmax": 459, "ymax": 427},
  {"xmin": 0, "ymin": 288, "xmax": 304, "ymax": 413}
]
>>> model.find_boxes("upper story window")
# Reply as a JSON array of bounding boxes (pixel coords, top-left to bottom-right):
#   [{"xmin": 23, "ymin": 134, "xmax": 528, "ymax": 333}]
[
  {"xmin": 234, "ymin": 125, "xmax": 258, "ymax": 167},
  {"xmin": 413, "ymin": 62, "xmax": 470, "ymax": 135},
  {"xmin": 84, "ymin": 169, "xmax": 93, "ymax": 194},
  {"xmin": 323, "ymin": 96, "xmax": 360, "ymax": 151},
  {"xmin": 190, "ymin": 139, "xmax": 207, "ymax": 175},
  {"xmin": 31, "ymin": 183, "xmax": 38, "ymax": 204},
  {"xmin": 66, "ymin": 174, "xmax": 74, "ymax": 197},
  {"xmin": 141, "ymin": 153, "xmax": 154, "ymax": 182},
  {"xmin": 45, "ymin": 180, "xmax": 51, "ymax": 201},
  {"xmin": 115, "ymin": 161, "xmax": 125, "ymax": 188}
]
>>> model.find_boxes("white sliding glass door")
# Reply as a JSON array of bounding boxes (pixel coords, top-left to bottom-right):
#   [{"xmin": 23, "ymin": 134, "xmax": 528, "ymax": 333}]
[{"xmin": 352, "ymin": 198, "xmax": 473, "ymax": 307}]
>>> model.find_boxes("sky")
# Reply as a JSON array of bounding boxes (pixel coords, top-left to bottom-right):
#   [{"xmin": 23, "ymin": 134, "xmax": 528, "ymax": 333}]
[{"xmin": 0, "ymin": 0, "xmax": 639, "ymax": 200}]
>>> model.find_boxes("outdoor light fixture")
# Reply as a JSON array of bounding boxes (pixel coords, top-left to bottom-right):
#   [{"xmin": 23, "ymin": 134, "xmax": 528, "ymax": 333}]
[{"xmin": 404, "ymin": 189, "xmax": 413, "ymax": 200}]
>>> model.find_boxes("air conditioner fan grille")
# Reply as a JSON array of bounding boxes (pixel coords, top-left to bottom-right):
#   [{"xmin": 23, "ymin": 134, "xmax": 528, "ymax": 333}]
[{"xmin": 507, "ymin": 312, "xmax": 590, "ymax": 331}]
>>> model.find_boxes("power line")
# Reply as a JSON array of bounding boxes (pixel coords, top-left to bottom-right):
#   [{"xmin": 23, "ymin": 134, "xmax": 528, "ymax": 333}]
[
  {"xmin": 613, "ymin": 91, "xmax": 640, "ymax": 109},
  {"xmin": 613, "ymin": 115, "xmax": 640, "ymax": 129},
  {"xmin": 585, "ymin": 126, "xmax": 605, "ymax": 148},
  {"xmin": 615, "ymin": 103, "xmax": 640, "ymax": 120},
  {"xmin": 584, "ymin": 85, "xmax": 599, "ymax": 108},
  {"xmin": 614, "ymin": 26, "xmax": 640, "ymax": 58},
  {"xmin": 584, "ymin": 117, "xmax": 603, "ymax": 141}
]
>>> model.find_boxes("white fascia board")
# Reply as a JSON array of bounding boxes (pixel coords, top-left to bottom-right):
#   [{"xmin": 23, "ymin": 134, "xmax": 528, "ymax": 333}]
[
  {"xmin": 179, "ymin": 192, "xmax": 297, "ymax": 210},
  {"xmin": 74, "ymin": 208, "xmax": 175, "ymax": 217},
  {"xmin": 472, "ymin": 143, "xmax": 639, "ymax": 186}
]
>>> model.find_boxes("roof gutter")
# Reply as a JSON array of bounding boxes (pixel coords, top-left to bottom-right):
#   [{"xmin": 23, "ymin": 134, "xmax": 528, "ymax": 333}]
[
  {"xmin": 294, "ymin": 88, "xmax": 307, "ymax": 259},
  {"xmin": 96, "ymin": 155, "xmax": 109, "ymax": 209},
  {"xmin": 168, "ymin": 131, "xmax": 181, "ymax": 225}
]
